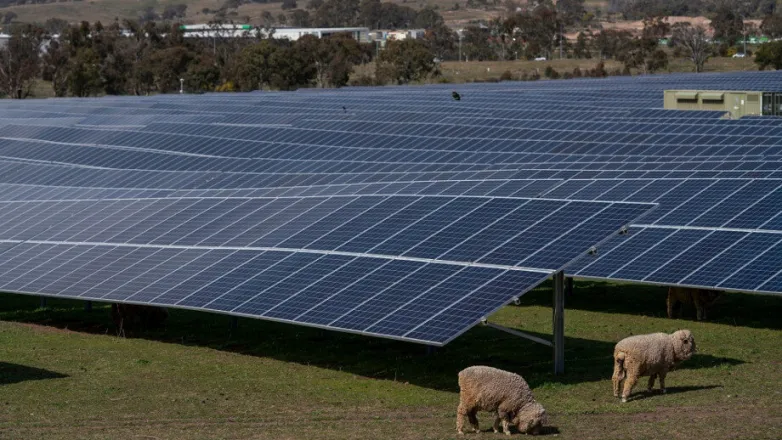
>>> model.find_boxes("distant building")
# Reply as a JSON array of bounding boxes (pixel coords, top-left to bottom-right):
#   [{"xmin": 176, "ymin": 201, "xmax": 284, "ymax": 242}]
[
  {"xmin": 179, "ymin": 24, "xmax": 371, "ymax": 43},
  {"xmin": 368, "ymin": 29, "xmax": 426, "ymax": 47}
]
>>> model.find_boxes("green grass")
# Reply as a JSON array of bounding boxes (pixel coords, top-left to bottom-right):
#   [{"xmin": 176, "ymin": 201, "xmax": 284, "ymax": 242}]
[{"xmin": 1, "ymin": 281, "xmax": 780, "ymax": 439}]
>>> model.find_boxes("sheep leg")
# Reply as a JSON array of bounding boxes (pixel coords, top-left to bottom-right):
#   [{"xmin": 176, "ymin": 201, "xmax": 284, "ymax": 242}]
[
  {"xmin": 456, "ymin": 403, "xmax": 469, "ymax": 435},
  {"xmin": 658, "ymin": 372, "xmax": 667, "ymax": 394},
  {"xmin": 612, "ymin": 356, "xmax": 625, "ymax": 397},
  {"xmin": 467, "ymin": 411, "xmax": 480, "ymax": 433},
  {"xmin": 501, "ymin": 419, "xmax": 511, "ymax": 436},
  {"xmin": 647, "ymin": 374, "xmax": 657, "ymax": 392},
  {"xmin": 492, "ymin": 413, "xmax": 501, "ymax": 433},
  {"xmin": 621, "ymin": 368, "xmax": 639, "ymax": 402}
]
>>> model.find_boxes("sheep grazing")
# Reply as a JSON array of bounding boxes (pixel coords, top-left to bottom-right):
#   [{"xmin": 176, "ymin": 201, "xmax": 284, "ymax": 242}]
[
  {"xmin": 457, "ymin": 366, "xmax": 547, "ymax": 436},
  {"xmin": 667, "ymin": 286, "xmax": 721, "ymax": 321},
  {"xmin": 612, "ymin": 330, "xmax": 696, "ymax": 402},
  {"xmin": 111, "ymin": 303, "xmax": 169, "ymax": 336}
]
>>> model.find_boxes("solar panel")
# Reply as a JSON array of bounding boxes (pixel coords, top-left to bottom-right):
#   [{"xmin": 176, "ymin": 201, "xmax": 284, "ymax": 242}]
[
  {"xmin": 5, "ymin": 69, "xmax": 782, "ymax": 350},
  {"xmin": 0, "ymin": 194, "xmax": 650, "ymax": 344}
]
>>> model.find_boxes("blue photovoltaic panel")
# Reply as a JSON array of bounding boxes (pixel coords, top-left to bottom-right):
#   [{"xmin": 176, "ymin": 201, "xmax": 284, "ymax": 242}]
[
  {"xmin": 0, "ymin": 193, "xmax": 650, "ymax": 344},
  {"xmin": 0, "ymin": 241, "xmax": 549, "ymax": 345},
  {"xmin": 0, "ymin": 195, "xmax": 651, "ymax": 272}
]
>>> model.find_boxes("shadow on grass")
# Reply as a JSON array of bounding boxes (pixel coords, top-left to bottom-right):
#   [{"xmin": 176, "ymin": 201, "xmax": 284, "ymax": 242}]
[
  {"xmin": 478, "ymin": 426, "xmax": 561, "ymax": 435},
  {"xmin": 626, "ymin": 384, "xmax": 724, "ymax": 402},
  {"xmin": 0, "ymin": 362, "xmax": 68, "ymax": 385},
  {"xmin": 523, "ymin": 280, "xmax": 782, "ymax": 331},
  {"xmin": 0, "ymin": 292, "xmax": 745, "ymax": 393}
]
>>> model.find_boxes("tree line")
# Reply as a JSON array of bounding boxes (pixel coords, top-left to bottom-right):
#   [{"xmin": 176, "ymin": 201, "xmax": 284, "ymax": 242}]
[{"xmin": 0, "ymin": 18, "xmax": 450, "ymax": 98}]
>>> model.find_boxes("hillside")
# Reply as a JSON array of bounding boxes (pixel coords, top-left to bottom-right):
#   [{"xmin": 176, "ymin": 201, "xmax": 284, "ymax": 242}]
[{"xmin": 0, "ymin": 0, "xmax": 501, "ymax": 27}]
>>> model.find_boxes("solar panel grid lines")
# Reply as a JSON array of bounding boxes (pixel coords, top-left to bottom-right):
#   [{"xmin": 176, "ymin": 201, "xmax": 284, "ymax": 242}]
[
  {"xmin": 571, "ymin": 224, "xmax": 782, "ymax": 294},
  {"xmin": 0, "ymin": 195, "xmax": 654, "ymax": 273},
  {"xmin": 0, "ymin": 241, "xmax": 553, "ymax": 345}
]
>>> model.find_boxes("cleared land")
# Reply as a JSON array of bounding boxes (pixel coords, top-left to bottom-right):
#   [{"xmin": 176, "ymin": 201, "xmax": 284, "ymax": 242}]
[
  {"xmin": 1, "ymin": 281, "xmax": 780, "ymax": 439},
  {"xmin": 349, "ymin": 56, "xmax": 759, "ymax": 85}
]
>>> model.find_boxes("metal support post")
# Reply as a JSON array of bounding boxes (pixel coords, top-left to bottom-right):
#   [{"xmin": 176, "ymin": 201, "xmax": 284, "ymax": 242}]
[
  {"xmin": 229, "ymin": 316, "xmax": 238, "ymax": 331},
  {"xmin": 39, "ymin": 296, "xmax": 47, "ymax": 309},
  {"xmin": 553, "ymin": 271, "xmax": 565, "ymax": 375},
  {"xmin": 425, "ymin": 345, "xmax": 438, "ymax": 355},
  {"xmin": 84, "ymin": 301, "xmax": 92, "ymax": 312},
  {"xmin": 565, "ymin": 277, "xmax": 574, "ymax": 298}
]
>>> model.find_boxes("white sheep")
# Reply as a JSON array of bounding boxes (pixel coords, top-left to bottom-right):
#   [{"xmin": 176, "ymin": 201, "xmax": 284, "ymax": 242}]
[
  {"xmin": 457, "ymin": 365, "xmax": 547, "ymax": 436},
  {"xmin": 612, "ymin": 329, "xmax": 696, "ymax": 402}
]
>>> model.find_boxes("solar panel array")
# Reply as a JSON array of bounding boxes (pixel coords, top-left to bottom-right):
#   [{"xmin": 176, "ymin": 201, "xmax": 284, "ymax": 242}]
[{"xmin": 3, "ymin": 69, "xmax": 782, "ymax": 344}]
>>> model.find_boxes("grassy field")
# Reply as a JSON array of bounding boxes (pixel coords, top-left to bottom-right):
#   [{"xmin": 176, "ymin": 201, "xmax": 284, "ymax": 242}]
[
  {"xmin": 350, "ymin": 56, "xmax": 759, "ymax": 85},
  {"xmin": 1, "ymin": 280, "xmax": 780, "ymax": 439}
]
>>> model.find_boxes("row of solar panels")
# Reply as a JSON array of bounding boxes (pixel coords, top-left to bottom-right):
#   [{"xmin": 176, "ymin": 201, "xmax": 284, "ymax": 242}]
[
  {"xmin": 0, "ymin": 193, "xmax": 648, "ymax": 345},
  {"xmin": 3, "ymin": 70, "xmax": 782, "ymax": 345}
]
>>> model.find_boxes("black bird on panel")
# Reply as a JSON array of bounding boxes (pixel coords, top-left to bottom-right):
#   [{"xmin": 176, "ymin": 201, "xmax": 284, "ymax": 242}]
[{"xmin": 452, "ymin": 91, "xmax": 461, "ymax": 101}]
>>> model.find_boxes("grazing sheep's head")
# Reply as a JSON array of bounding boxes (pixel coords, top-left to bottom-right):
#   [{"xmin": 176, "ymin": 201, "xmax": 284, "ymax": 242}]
[
  {"xmin": 672, "ymin": 329, "xmax": 696, "ymax": 361},
  {"xmin": 513, "ymin": 401, "xmax": 547, "ymax": 435}
]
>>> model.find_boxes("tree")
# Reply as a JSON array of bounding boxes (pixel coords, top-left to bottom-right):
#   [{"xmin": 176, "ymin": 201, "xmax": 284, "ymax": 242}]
[
  {"xmin": 44, "ymin": 18, "xmax": 70, "ymax": 35},
  {"xmin": 507, "ymin": 4, "xmax": 560, "ymax": 60},
  {"xmin": 592, "ymin": 29, "xmax": 633, "ymax": 59},
  {"xmin": 281, "ymin": 0, "xmax": 297, "ymax": 10},
  {"xmin": 313, "ymin": 0, "xmax": 360, "ymax": 27},
  {"xmin": 237, "ymin": 40, "xmax": 279, "ymax": 90},
  {"xmin": 424, "ymin": 23, "xmax": 457, "ymax": 61},
  {"xmin": 306, "ymin": 0, "xmax": 323, "ymax": 10},
  {"xmin": 358, "ymin": 0, "xmax": 381, "ymax": 28},
  {"xmin": 461, "ymin": 26, "xmax": 495, "ymax": 61},
  {"xmin": 711, "ymin": 4, "xmax": 744, "ymax": 46},
  {"xmin": 557, "ymin": 0, "xmax": 585, "ymax": 26},
  {"xmin": 619, "ymin": 15, "xmax": 669, "ymax": 74},
  {"xmin": 642, "ymin": 15, "xmax": 670, "ymax": 40},
  {"xmin": 288, "ymin": 9, "xmax": 312, "ymax": 26},
  {"xmin": 413, "ymin": 7, "xmax": 444, "ymax": 29},
  {"xmin": 68, "ymin": 48, "xmax": 103, "ymax": 97},
  {"xmin": 755, "ymin": 41, "xmax": 782, "ymax": 69},
  {"xmin": 0, "ymin": 25, "xmax": 45, "ymax": 99},
  {"xmin": 138, "ymin": 6, "xmax": 160, "ymax": 24},
  {"xmin": 162, "ymin": 4, "xmax": 188, "ymax": 20},
  {"xmin": 148, "ymin": 46, "xmax": 193, "ymax": 92},
  {"xmin": 2, "ymin": 11, "xmax": 17, "ymax": 25},
  {"xmin": 185, "ymin": 54, "xmax": 221, "ymax": 92},
  {"xmin": 268, "ymin": 45, "xmax": 315, "ymax": 90},
  {"xmin": 761, "ymin": 13, "xmax": 782, "ymax": 38},
  {"xmin": 297, "ymin": 33, "xmax": 361, "ymax": 87},
  {"xmin": 261, "ymin": 11, "xmax": 274, "ymax": 27},
  {"xmin": 672, "ymin": 23, "xmax": 711, "ymax": 73},
  {"xmin": 377, "ymin": 2, "xmax": 417, "ymax": 28},
  {"xmin": 41, "ymin": 38, "xmax": 70, "ymax": 96},
  {"xmin": 573, "ymin": 31, "xmax": 591, "ymax": 59},
  {"xmin": 375, "ymin": 39, "xmax": 437, "ymax": 84}
]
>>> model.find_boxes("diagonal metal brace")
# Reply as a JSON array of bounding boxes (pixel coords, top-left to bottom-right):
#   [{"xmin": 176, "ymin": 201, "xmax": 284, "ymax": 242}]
[{"xmin": 481, "ymin": 320, "xmax": 553, "ymax": 347}]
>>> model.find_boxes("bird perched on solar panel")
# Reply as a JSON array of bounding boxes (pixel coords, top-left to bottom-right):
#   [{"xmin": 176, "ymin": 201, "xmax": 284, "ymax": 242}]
[{"xmin": 452, "ymin": 91, "xmax": 461, "ymax": 101}]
